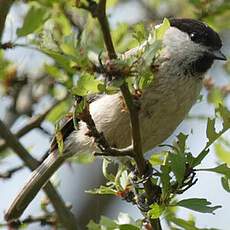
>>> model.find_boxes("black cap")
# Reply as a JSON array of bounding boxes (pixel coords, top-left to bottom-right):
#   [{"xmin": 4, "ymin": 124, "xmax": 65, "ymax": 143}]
[{"xmin": 169, "ymin": 18, "xmax": 223, "ymax": 51}]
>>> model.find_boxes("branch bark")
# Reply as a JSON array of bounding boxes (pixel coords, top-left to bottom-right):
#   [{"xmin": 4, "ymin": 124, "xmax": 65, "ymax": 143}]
[
  {"xmin": 0, "ymin": 98, "xmax": 67, "ymax": 152},
  {"xmin": 80, "ymin": 1, "xmax": 162, "ymax": 229},
  {"xmin": 0, "ymin": 120, "xmax": 77, "ymax": 230}
]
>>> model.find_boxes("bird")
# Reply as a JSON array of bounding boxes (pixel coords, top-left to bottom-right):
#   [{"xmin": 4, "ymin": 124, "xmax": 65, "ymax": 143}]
[{"xmin": 5, "ymin": 18, "xmax": 227, "ymax": 221}]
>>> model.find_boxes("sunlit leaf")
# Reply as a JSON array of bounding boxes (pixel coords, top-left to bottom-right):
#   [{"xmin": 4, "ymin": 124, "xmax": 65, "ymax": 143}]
[
  {"xmin": 215, "ymin": 143, "xmax": 230, "ymax": 165},
  {"xmin": 71, "ymin": 72, "xmax": 103, "ymax": 96},
  {"xmin": 74, "ymin": 153, "xmax": 95, "ymax": 164},
  {"xmin": 154, "ymin": 18, "xmax": 170, "ymax": 40},
  {"xmin": 148, "ymin": 203, "xmax": 164, "ymax": 219},
  {"xmin": 46, "ymin": 100, "xmax": 71, "ymax": 123}
]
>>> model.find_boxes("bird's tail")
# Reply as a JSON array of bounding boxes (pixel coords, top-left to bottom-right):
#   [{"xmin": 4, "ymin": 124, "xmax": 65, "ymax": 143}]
[{"xmin": 5, "ymin": 153, "xmax": 66, "ymax": 221}]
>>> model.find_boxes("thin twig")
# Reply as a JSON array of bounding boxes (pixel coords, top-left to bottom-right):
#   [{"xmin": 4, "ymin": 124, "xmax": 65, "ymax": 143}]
[
  {"xmin": 1, "ymin": 214, "xmax": 57, "ymax": 228},
  {"xmin": 0, "ymin": 120, "xmax": 77, "ymax": 230},
  {"xmin": 0, "ymin": 97, "xmax": 67, "ymax": 152},
  {"xmin": 0, "ymin": 165, "xmax": 24, "ymax": 179},
  {"xmin": 77, "ymin": 103, "xmax": 134, "ymax": 157}
]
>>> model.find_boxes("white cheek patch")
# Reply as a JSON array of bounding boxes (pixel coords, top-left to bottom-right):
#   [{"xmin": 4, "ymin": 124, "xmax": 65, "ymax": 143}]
[{"xmin": 163, "ymin": 27, "xmax": 207, "ymax": 63}]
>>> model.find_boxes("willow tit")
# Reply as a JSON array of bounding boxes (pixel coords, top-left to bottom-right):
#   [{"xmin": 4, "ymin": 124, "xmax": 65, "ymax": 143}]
[{"xmin": 5, "ymin": 18, "xmax": 227, "ymax": 221}]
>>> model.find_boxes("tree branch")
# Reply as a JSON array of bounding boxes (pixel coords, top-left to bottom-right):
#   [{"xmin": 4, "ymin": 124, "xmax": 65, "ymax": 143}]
[
  {"xmin": 77, "ymin": 102, "xmax": 134, "ymax": 157},
  {"xmin": 1, "ymin": 214, "xmax": 57, "ymax": 228},
  {"xmin": 0, "ymin": 165, "xmax": 24, "ymax": 179},
  {"xmin": 0, "ymin": 120, "xmax": 77, "ymax": 230},
  {"xmin": 0, "ymin": 97, "xmax": 67, "ymax": 152},
  {"xmin": 79, "ymin": 1, "xmax": 162, "ymax": 229}
]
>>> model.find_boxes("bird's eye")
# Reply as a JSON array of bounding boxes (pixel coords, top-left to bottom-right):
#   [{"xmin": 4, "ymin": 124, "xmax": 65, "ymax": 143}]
[{"xmin": 190, "ymin": 32, "xmax": 199, "ymax": 42}]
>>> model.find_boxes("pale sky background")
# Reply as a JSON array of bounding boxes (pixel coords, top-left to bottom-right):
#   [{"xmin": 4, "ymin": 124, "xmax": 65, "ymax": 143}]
[{"xmin": 0, "ymin": 2, "xmax": 230, "ymax": 229}]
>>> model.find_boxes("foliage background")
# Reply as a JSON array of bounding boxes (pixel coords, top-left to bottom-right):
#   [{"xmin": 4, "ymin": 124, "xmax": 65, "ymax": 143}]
[{"xmin": 0, "ymin": 0, "xmax": 230, "ymax": 229}]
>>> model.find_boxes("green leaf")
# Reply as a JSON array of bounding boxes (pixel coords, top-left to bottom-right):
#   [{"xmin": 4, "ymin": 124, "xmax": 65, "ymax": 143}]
[
  {"xmin": 100, "ymin": 216, "xmax": 118, "ymax": 228},
  {"xmin": 46, "ymin": 100, "xmax": 71, "ymax": 123},
  {"xmin": 86, "ymin": 185, "xmax": 116, "ymax": 195},
  {"xmin": 221, "ymin": 176, "xmax": 230, "ymax": 192},
  {"xmin": 176, "ymin": 198, "xmax": 222, "ymax": 214},
  {"xmin": 207, "ymin": 88, "xmax": 223, "ymax": 106},
  {"xmin": 87, "ymin": 220, "xmax": 100, "ymax": 230},
  {"xmin": 132, "ymin": 23, "xmax": 148, "ymax": 43},
  {"xmin": 198, "ymin": 164, "xmax": 230, "ymax": 178},
  {"xmin": 44, "ymin": 64, "xmax": 65, "ymax": 81},
  {"xmin": 168, "ymin": 152, "xmax": 186, "ymax": 185},
  {"xmin": 154, "ymin": 18, "xmax": 170, "ymax": 40},
  {"xmin": 42, "ymin": 49, "xmax": 75, "ymax": 74},
  {"xmin": 206, "ymin": 118, "xmax": 218, "ymax": 146},
  {"xmin": 142, "ymin": 40, "xmax": 162, "ymax": 67},
  {"xmin": 168, "ymin": 216, "xmax": 217, "ymax": 230},
  {"xmin": 17, "ymin": 3, "xmax": 49, "ymax": 36},
  {"xmin": 176, "ymin": 133, "xmax": 188, "ymax": 153},
  {"xmin": 119, "ymin": 225, "xmax": 139, "ymax": 230},
  {"xmin": 215, "ymin": 143, "xmax": 230, "ymax": 164},
  {"xmin": 71, "ymin": 73, "xmax": 103, "ymax": 96},
  {"xmin": 160, "ymin": 164, "xmax": 171, "ymax": 196},
  {"xmin": 149, "ymin": 152, "xmax": 166, "ymax": 166},
  {"xmin": 148, "ymin": 203, "xmax": 164, "ymax": 219},
  {"xmin": 218, "ymin": 105, "xmax": 230, "ymax": 130},
  {"xmin": 102, "ymin": 158, "xmax": 115, "ymax": 181},
  {"xmin": 192, "ymin": 149, "xmax": 210, "ymax": 167}
]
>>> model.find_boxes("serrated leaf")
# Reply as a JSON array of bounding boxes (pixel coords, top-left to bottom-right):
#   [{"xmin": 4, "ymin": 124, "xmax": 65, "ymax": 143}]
[
  {"xmin": 17, "ymin": 3, "xmax": 49, "ymax": 36},
  {"xmin": 148, "ymin": 203, "xmax": 164, "ymax": 219},
  {"xmin": 192, "ymin": 149, "xmax": 210, "ymax": 167},
  {"xmin": 160, "ymin": 164, "xmax": 171, "ymax": 195},
  {"xmin": 176, "ymin": 198, "xmax": 222, "ymax": 214},
  {"xmin": 218, "ymin": 105, "xmax": 230, "ymax": 129},
  {"xmin": 206, "ymin": 118, "xmax": 218, "ymax": 146},
  {"xmin": 86, "ymin": 185, "xmax": 116, "ymax": 195},
  {"xmin": 168, "ymin": 152, "xmax": 186, "ymax": 185},
  {"xmin": 199, "ymin": 164, "xmax": 230, "ymax": 178},
  {"xmin": 176, "ymin": 133, "xmax": 188, "ymax": 153}
]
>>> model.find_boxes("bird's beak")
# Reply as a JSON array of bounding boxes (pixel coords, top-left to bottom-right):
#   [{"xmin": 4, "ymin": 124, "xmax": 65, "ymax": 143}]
[{"xmin": 212, "ymin": 50, "xmax": 227, "ymax": 61}]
